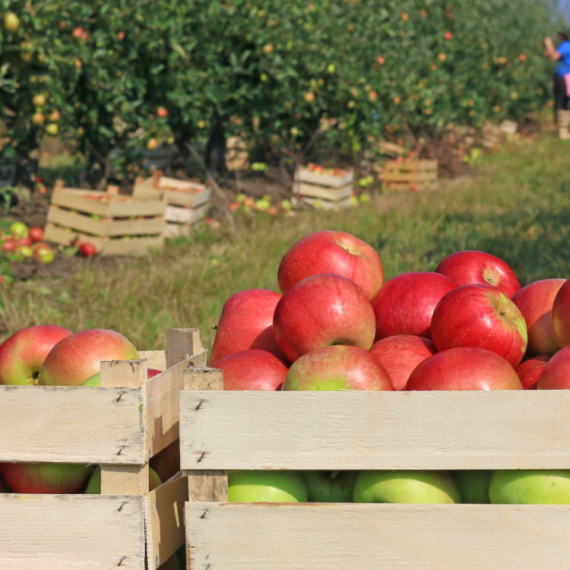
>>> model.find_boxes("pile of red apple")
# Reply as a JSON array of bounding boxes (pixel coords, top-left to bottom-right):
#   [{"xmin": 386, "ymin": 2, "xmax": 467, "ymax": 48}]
[
  {"xmin": 1, "ymin": 223, "xmax": 55, "ymax": 264},
  {"xmin": 0, "ymin": 327, "xmax": 178, "ymax": 495},
  {"xmin": 210, "ymin": 230, "xmax": 570, "ymax": 505}
]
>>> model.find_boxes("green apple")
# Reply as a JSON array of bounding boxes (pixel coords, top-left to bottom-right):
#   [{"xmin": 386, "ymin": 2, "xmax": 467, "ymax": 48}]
[
  {"xmin": 81, "ymin": 372, "xmax": 100, "ymax": 386},
  {"xmin": 10, "ymin": 222, "xmax": 28, "ymax": 239},
  {"xmin": 452, "ymin": 470, "xmax": 491, "ymax": 503},
  {"xmin": 489, "ymin": 470, "xmax": 570, "ymax": 504},
  {"xmin": 4, "ymin": 11, "xmax": 19, "ymax": 33},
  {"xmin": 303, "ymin": 471, "xmax": 358, "ymax": 502},
  {"xmin": 228, "ymin": 471, "xmax": 308, "ymax": 503},
  {"xmin": 354, "ymin": 470, "xmax": 461, "ymax": 504}
]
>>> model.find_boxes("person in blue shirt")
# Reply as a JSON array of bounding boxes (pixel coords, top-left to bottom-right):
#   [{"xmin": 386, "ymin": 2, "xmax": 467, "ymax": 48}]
[{"xmin": 545, "ymin": 32, "xmax": 570, "ymax": 119}]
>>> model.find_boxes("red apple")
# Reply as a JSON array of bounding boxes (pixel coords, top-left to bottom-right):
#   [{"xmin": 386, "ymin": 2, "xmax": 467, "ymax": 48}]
[
  {"xmin": 431, "ymin": 284, "xmax": 527, "ymax": 367},
  {"xmin": 216, "ymin": 349, "xmax": 288, "ymax": 390},
  {"xmin": 372, "ymin": 272, "xmax": 456, "ymax": 340},
  {"xmin": 210, "ymin": 289, "xmax": 285, "ymax": 366},
  {"xmin": 0, "ymin": 325, "xmax": 73, "ymax": 385},
  {"xmin": 283, "ymin": 345, "xmax": 393, "ymax": 391},
  {"xmin": 148, "ymin": 368, "xmax": 162, "ymax": 378},
  {"xmin": 157, "ymin": 106, "xmax": 168, "ymax": 118},
  {"xmin": 512, "ymin": 279, "xmax": 564, "ymax": 356},
  {"xmin": 405, "ymin": 347, "xmax": 523, "ymax": 391},
  {"xmin": 0, "ymin": 463, "xmax": 93, "ymax": 494},
  {"xmin": 15, "ymin": 237, "xmax": 32, "ymax": 248},
  {"xmin": 274, "ymin": 274, "xmax": 376, "ymax": 363},
  {"xmin": 2, "ymin": 240, "xmax": 15, "ymax": 254},
  {"xmin": 32, "ymin": 242, "xmax": 55, "ymax": 264},
  {"xmin": 370, "ymin": 335, "xmax": 437, "ymax": 390},
  {"xmin": 38, "ymin": 329, "xmax": 139, "ymax": 386},
  {"xmin": 435, "ymin": 250, "xmax": 520, "ymax": 298},
  {"xmin": 79, "ymin": 242, "xmax": 97, "ymax": 257},
  {"xmin": 28, "ymin": 226, "xmax": 44, "ymax": 243},
  {"xmin": 516, "ymin": 355, "xmax": 549, "ymax": 390},
  {"xmin": 537, "ymin": 346, "xmax": 570, "ymax": 389},
  {"xmin": 552, "ymin": 280, "xmax": 570, "ymax": 348},
  {"xmin": 278, "ymin": 231, "xmax": 384, "ymax": 300}
]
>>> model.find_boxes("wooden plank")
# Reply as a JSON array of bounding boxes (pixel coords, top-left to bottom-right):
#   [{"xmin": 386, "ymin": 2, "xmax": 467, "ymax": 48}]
[
  {"xmin": 385, "ymin": 160, "xmax": 438, "ymax": 171},
  {"xmin": 166, "ymin": 328, "xmax": 204, "ymax": 368},
  {"xmin": 105, "ymin": 217, "xmax": 165, "ymax": 237},
  {"xmin": 296, "ymin": 168, "xmax": 354, "ymax": 188},
  {"xmin": 145, "ymin": 473, "xmax": 188, "ymax": 569},
  {"xmin": 107, "ymin": 199, "xmax": 166, "ymax": 218},
  {"xmin": 47, "ymin": 205, "xmax": 108, "ymax": 236},
  {"xmin": 0, "ymin": 494, "xmax": 145, "ymax": 570},
  {"xmin": 180, "ymin": 390, "xmax": 570, "ymax": 472},
  {"xmin": 293, "ymin": 182, "xmax": 353, "ymax": 201},
  {"xmin": 165, "ymin": 203, "xmax": 209, "ymax": 224},
  {"xmin": 101, "ymin": 360, "xmax": 150, "ymax": 495},
  {"xmin": 51, "ymin": 189, "xmax": 109, "ymax": 216},
  {"xmin": 186, "ymin": 503, "xmax": 570, "ymax": 570},
  {"xmin": 139, "ymin": 350, "xmax": 167, "ymax": 372},
  {"xmin": 44, "ymin": 223, "xmax": 79, "ymax": 246},
  {"xmin": 382, "ymin": 172, "xmax": 438, "ymax": 183},
  {"xmin": 145, "ymin": 350, "xmax": 208, "ymax": 458},
  {"xmin": 297, "ymin": 196, "xmax": 352, "ymax": 210},
  {"xmin": 0, "ymin": 386, "xmax": 144, "ymax": 464}
]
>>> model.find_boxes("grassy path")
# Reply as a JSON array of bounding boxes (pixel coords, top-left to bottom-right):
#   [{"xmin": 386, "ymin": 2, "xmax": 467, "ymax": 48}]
[{"xmin": 2, "ymin": 133, "xmax": 570, "ymax": 351}]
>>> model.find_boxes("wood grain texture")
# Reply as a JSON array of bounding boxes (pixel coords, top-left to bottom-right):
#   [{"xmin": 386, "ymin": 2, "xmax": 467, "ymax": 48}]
[
  {"xmin": 166, "ymin": 328, "xmax": 204, "ymax": 369},
  {"xmin": 0, "ymin": 386, "xmax": 144, "ymax": 464},
  {"xmin": 145, "ymin": 473, "xmax": 188, "ymax": 569},
  {"xmin": 0, "ymin": 494, "xmax": 145, "ymax": 569},
  {"xmin": 139, "ymin": 350, "xmax": 167, "ymax": 372},
  {"xmin": 186, "ymin": 503, "xmax": 570, "ymax": 570},
  {"xmin": 180, "ymin": 390, "xmax": 570, "ymax": 471}
]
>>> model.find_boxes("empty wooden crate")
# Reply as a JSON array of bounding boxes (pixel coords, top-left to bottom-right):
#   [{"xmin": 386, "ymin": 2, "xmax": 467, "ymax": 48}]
[
  {"xmin": 181, "ymin": 372, "xmax": 570, "ymax": 570},
  {"xmin": 134, "ymin": 172, "xmax": 212, "ymax": 237},
  {"xmin": 0, "ymin": 328, "xmax": 206, "ymax": 570},
  {"xmin": 44, "ymin": 182, "xmax": 166, "ymax": 256},
  {"xmin": 293, "ymin": 166, "xmax": 354, "ymax": 209},
  {"xmin": 381, "ymin": 159, "xmax": 438, "ymax": 191}
]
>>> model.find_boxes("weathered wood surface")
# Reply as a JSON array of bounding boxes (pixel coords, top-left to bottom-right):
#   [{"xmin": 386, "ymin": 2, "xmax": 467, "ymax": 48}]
[
  {"xmin": 186, "ymin": 502, "xmax": 570, "ymax": 570},
  {"xmin": 295, "ymin": 167, "xmax": 354, "ymax": 188},
  {"xmin": 139, "ymin": 350, "xmax": 167, "ymax": 372},
  {"xmin": 0, "ymin": 494, "xmax": 145, "ymax": 569},
  {"xmin": 180, "ymin": 390, "xmax": 570, "ymax": 471}
]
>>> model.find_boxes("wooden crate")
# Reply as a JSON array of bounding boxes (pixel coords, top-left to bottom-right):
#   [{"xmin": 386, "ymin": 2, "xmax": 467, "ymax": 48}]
[
  {"xmin": 181, "ymin": 375, "xmax": 570, "ymax": 570},
  {"xmin": 44, "ymin": 182, "xmax": 166, "ymax": 256},
  {"xmin": 381, "ymin": 159, "xmax": 438, "ymax": 191},
  {"xmin": 134, "ymin": 172, "xmax": 212, "ymax": 237},
  {"xmin": 292, "ymin": 167, "xmax": 354, "ymax": 207},
  {"xmin": 558, "ymin": 111, "xmax": 570, "ymax": 140},
  {"xmin": 0, "ymin": 328, "xmax": 207, "ymax": 570}
]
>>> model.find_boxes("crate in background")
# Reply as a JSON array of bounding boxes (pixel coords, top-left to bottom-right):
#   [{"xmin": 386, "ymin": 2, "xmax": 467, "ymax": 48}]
[
  {"xmin": 381, "ymin": 159, "xmax": 438, "ymax": 191},
  {"xmin": 292, "ymin": 166, "xmax": 354, "ymax": 209}
]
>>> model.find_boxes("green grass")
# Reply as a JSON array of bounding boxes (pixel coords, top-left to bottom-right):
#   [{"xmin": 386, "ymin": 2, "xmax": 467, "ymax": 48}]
[{"xmin": 2, "ymin": 133, "xmax": 570, "ymax": 351}]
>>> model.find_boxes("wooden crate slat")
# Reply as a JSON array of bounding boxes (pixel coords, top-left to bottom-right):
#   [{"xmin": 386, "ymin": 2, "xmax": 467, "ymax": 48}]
[
  {"xmin": 134, "ymin": 177, "xmax": 210, "ymax": 208},
  {"xmin": 186, "ymin": 502, "xmax": 570, "ymax": 570},
  {"xmin": 51, "ymin": 189, "xmax": 109, "ymax": 216},
  {"xmin": 166, "ymin": 203, "xmax": 209, "ymax": 225},
  {"xmin": 295, "ymin": 167, "xmax": 354, "ymax": 188},
  {"xmin": 105, "ymin": 217, "xmax": 165, "ymax": 237},
  {"xmin": 293, "ymin": 182, "xmax": 353, "ymax": 201},
  {"xmin": 0, "ymin": 385, "xmax": 145, "ymax": 464},
  {"xmin": 145, "ymin": 473, "xmax": 188, "ymax": 569},
  {"xmin": 139, "ymin": 350, "xmax": 167, "ymax": 372},
  {"xmin": 0, "ymin": 494, "xmax": 145, "ymax": 570},
  {"xmin": 47, "ymin": 205, "xmax": 108, "ymax": 236},
  {"xmin": 382, "ymin": 172, "xmax": 438, "ymax": 183},
  {"xmin": 180, "ymin": 390, "xmax": 570, "ymax": 472},
  {"xmin": 385, "ymin": 160, "xmax": 438, "ymax": 172},
  {"xmin": 145, "ymin": 350, "xmax": 208, "ymax": 458},
  {"xmin": 298, "ymin": 196, "xmax": 352, "ymax": 210}
]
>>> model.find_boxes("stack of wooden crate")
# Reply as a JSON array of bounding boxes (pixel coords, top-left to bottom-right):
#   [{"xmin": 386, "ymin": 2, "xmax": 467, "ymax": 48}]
[
  {"xmin": 44, "ymin": 181, "xmax": 166, "ymax": 256},
  {"xmin": 381, "ymin": 159, "xmax": 438, "ymax": 192},
  {"xmin": 0, "ymin": 328, "xmax": 206, "ymax": 570},
  {"xmin": 292, "ymin": 166, "xmax": 354, "ymax": 210},
  {"xmin": 134, "ymin": 171, "xmax": 212, "ymax": 237}
]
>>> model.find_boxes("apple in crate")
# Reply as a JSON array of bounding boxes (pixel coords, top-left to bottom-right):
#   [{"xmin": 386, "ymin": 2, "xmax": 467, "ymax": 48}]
[
  {"xmin": 435, "ymin": 250, "xmax": 521, "ymax": 298},
  {"xmin": 354, "ymin": 470, "xmax": 461, "ymax": 504},
  {"xmin": 0, "ymin": 462, "xmax": 93, "ymax": 494},
  {"xmin": 537, "ymin": 345, "xmax": 570, "ymax": 389},
  {"xmin": 370, "ymin": 335, "xmax": 437, "ymax": 390},
  {"xmin": 216, "ymin": 349, "xmax": 288, "ymax": 391},
  {"xmin": 489, "ymin": 470, "xmax": 570, "ymax": 504},
  {"xmin": 150, "ymin": 440, "xmax": 180, "ymax": 483},
  {"xmin": 405, "ymin": 347, "xmax": 523, "ymax": 391},
  {"xmin": 516, "ymin": 355, "xmax": 549, "ymax": 390},
  {"xmin": 278, "ymin": 230, "xmax": 384, "ymax": 300},
  {"xmin": 283, "ymin": 345, "xmax": 393, "ymax": 391},
  {"xmin": 0, "ymin": 325, "xmax": 73, "ymax": 385},
  {"xmin": 372, "ymin": 272, "xmax": 456, "ymax": 340},
  {"xmin": 38, "ymin": 329, "xmax": 139, "ymax": 386},
  {"xmin": 210, "ymin": 289, "xmax": 285, "ymax": 365},
  {"xmin": 552, "ymin": 280, "xmax": 570, "ymax": 347},
  {"xmin": 452, "ymin": 470, "xmax": 492, "ymax": 503},
  {"xmin": 512, "ymin": 279, "xmax": 565, "ymax": 356},
  {"xmin": 303, "ymin": 471, "xmax": 358, "ymax": 502},
  {"xmin": 274, "ymin": 274, "xmax": 376, "ymax": 363},
  {"xmin": 431, "ymin": 284, "xmax": 528, "ymax": 367},
  {"xmin": 228, "ymin": 470, "xmax": 308, "ymax": 503}
]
